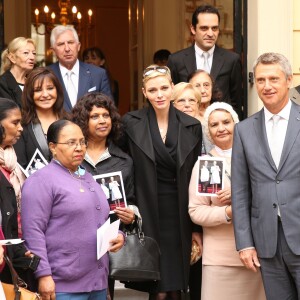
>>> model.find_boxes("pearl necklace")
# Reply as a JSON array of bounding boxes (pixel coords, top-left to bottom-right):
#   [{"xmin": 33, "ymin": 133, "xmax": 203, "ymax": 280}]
[{"xmin": 68, "ymin": 168, "xmax": 84, "ymax": 193}]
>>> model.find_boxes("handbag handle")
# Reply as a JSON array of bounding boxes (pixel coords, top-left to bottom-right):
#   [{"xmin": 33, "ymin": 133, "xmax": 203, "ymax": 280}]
[{"xmin": 4, "ymin": 254, "xmax": 24, "ymax": 300}]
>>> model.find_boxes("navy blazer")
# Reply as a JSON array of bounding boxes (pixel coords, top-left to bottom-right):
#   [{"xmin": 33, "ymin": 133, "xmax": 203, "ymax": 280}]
[
  {"xmin": 48, "ymin": 61, "xmax": 112, "ymax": 112},
  {"xmin": 0, "ymin": 70, "xmax": 23, "ymax": 107},
  {"xmin": 167, "ymin": 45, "xmax": 243, "ymax": 118}
]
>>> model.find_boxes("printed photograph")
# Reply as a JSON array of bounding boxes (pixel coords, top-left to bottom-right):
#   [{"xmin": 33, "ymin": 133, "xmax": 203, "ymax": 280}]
[
  {"xmin": 93, "ymin": 171, "xmax": 127, "ymax": 213},
  {"xmin": 196, "ymin": 156, "xmax": 225, "ymax": 196}
]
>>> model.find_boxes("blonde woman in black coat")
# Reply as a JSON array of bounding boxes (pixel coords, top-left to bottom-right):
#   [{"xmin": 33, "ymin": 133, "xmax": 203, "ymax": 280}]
[{"xmin": 122, "ymin": 65, "xmax": 202, "ymax": 300}]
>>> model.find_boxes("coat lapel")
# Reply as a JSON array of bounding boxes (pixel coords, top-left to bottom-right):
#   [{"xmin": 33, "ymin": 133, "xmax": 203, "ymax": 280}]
[
  {"xmin": 253, "ymin": 109, "xmax": 277, "ymax": 172},
  {"xmin": 125, "ymin": 109, "xmax": 155, "ymax": 163},
  {"xmin": 176, "ymin": 111, "xmax": 201, "ymax": 169},
  {"xmin": 278, "ymin": 103, "xmax": 300, "ymax": 172},
  {"xmin": 78, "ymin": 62, "xmax": 91, "ymax": 99},
  {"xmin": 210, "ymin": 46, "xmax": 224, "ymax": 80},
  {"xmin": 183, "ymin": 46, "xmax": 197, "ymax": 78}
]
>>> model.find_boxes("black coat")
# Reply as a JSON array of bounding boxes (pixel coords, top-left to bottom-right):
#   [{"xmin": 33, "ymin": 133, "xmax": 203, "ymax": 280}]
[
  {"xmin": 0, "ymin": 70, "xmax": 23, "ymax": 107},
  {"xmin": 122, "ymin": 107, "xmax": 202, "ymax": 292},
  {"xmin": 14, "ymin": 123, "xmax": 51, "ymax": 168},
  {"xmin": 0, "ymin": 171, "xmax": 27, "ymax": 282}
]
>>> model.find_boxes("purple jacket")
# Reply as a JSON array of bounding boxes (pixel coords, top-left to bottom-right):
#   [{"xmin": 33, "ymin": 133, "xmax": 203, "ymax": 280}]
[{"xmin": 21, "ymin": 160, "xmax": 110, "ymax": 293}]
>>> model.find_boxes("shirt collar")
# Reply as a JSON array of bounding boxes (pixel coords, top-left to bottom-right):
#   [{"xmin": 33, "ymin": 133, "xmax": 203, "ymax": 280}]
[
  {"xmin": 194, "ymin": 44, "xmax": 215, "ymax": 57},
  {"xmin": 264, "ymin": 100, "xmax": 292, "ymax": 122},
  {"xmin": 59, "ymin": 59, "xmax": 80, "ymax": 77}
]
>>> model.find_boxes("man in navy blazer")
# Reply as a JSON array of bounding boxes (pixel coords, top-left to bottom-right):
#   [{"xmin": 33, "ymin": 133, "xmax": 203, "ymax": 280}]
[
  {"xmin": 167, "ymin": 5, "xmax": 243, "ymax": 118},
  {"xmin": 232, "ymin": 53, "xmax": 300, "ymax": 299},
  {"xmin": 48, "ymin": 25, "xmax": 112, "ymax": 112}
]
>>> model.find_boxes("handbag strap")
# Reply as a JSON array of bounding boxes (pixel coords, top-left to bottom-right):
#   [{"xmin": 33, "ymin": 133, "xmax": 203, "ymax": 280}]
[{"xmin": 4, "ymin": 254, "xmax": 22, "ymax": 300}]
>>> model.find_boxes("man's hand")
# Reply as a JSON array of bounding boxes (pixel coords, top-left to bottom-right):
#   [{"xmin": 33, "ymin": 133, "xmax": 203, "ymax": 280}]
[{"xmin": 239, "ymin": 248, "xmax": 260, "ymax": 272}]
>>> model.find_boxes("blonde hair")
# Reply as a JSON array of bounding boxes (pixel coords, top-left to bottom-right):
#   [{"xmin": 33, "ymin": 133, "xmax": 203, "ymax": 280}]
[
  {"xmin": 1, "ymin": 37, "xmax": 36, "ymax": 74},
  {"xmin": 172, "ymin": 82, "xmax": 201, "ymax": 105},
  {"xmin": 142, "ymin": 64, "xmax": 172, "ymax": 86}
]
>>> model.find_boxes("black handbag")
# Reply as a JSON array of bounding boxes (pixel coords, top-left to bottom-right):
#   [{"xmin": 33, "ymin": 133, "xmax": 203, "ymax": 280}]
[{"xmin": 109, "ymin": 218, "xmax": 160, "ymax": 282}]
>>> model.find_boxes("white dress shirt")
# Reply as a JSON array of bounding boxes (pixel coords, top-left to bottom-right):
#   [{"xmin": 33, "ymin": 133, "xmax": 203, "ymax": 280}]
[{"xmin": 195, "ymin": 44, "xmax": 215, "ymax": 73}]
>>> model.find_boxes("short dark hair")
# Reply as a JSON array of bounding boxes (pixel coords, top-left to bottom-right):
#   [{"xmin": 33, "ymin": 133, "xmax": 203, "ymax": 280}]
[
  {"xmin": 22, "ymin": 67, "xmax": 68, "ymax": 125},
  {"xmin": 192, "ymin": 5, "xmax": 220, "ymax": 28},
  {"xmin": 47, "ymin": 119, "xmax": 73, "ymax": 144},
  {"xmin": 0, "ymin": 98, "xmax": 20, "ymax": 145},
  {"xmin": 153, "ymin": 49, "xmax": 171, "ymax": 64},
  {"xmin": 72, "ymin": 92, "xmax": 123, "ymax": 145},
  {"xmin": 82, "ymin": 47, "xmax": 105, "ymax": 62}
]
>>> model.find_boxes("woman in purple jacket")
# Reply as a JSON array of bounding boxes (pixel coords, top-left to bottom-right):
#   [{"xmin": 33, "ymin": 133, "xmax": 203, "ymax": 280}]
[{"xmin": 21, "ymin": 120, "xmax": 125, "ymax": 300}]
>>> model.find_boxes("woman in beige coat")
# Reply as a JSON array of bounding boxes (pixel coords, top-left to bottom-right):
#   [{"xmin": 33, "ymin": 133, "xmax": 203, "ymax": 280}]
[{"xmin": 189, "ymin": 102, "xmax": 266, "ymax": 300}]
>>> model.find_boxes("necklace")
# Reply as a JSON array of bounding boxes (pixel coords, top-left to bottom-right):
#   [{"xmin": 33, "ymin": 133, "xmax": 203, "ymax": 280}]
[{"xmin": 68, "ymin": 169, "xmax": 84, "ymax": 192}]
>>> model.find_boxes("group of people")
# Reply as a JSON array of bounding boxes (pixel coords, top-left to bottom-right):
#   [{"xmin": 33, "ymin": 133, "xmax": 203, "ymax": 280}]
[{"xmin": 1, "ymin": 4, "xmax": 300, "ymax": 300}]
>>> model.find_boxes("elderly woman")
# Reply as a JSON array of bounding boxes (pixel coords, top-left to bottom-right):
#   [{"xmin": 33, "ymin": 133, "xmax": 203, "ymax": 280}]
[
  {"xmin": 0, "ymin": 98, "xmax": 33, "ymax": 285},
  {"xmin": 21, "ymin": 120, "xmax": 125, "ymax": 300},
  {"xmin": 0, "ymin": 37, "xmax": 36, "ymax": 107},
  {"xmin": 122, "ymin": 65, "xmax": 202, "ymax": 300},
  {"xmin": 72, "ymin": 92, "xmax": 137, "ymax": 300},
  {"xmin": 188, "ymin": 102, "xmax": 266, "ymax": 300},
  {"xmin": 14, "ymin": 67, "xmax": 68, "ymax": 168}
]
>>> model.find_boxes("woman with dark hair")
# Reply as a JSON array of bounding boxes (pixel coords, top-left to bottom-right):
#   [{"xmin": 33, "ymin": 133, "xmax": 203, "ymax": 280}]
[
  {"xmin": 21, "ymin": 119, "xmax": 125, "ymax": 300},
  {"xmin": 82, "ymin": 47, "xmax": 119, "ymax": 106},
  {"xmin": 14, "ymin": 67, "xmax": 69, "ymax": 168},
  {"xmin": 122, "ymin": 65, "xmax": 202, "ymax": 300},
  {"xmin": 72, "ymin": 92, "xmax": 137, "ymax": 299},
  {"xmin": 0, "ymin": 98, "xmax": 33, "ymax": 284}
]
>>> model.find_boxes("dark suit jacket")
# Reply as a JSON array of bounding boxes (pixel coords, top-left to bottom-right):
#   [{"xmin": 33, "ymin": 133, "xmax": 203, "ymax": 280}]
[
  {"xmin": 122, "ymin": 107, "xmax": 202, "ymax": 292},
  {"xmin": 289, "ymin": 85, "xmax": 300, "ymax": 105},
  {"xmin": 14, "ymin": 123, "xmax": 51, "ymax": 168},
  {"xmin": 167, "ymin": 45, "xmax": 243, "ymax": 118},
  {"xmin": 48, "ymin": 61, "xmax": 112, "ymax": 112},
  {"xmin": 232, "ymin": 101, "xmax": 300, "ymax": 258},
  {"xmin": 0, "ymin": 70, "xmax": 23, "ymax": 107}
]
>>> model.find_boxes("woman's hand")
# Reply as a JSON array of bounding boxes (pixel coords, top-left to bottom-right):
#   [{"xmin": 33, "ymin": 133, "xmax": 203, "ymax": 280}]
[
  {"xmin": 109, "ymin": 233, "xmax": 125, "ymax": 252},
  {"xmin": 38, "ymin": 275, "xmax": 56, "ymax": 300},
  {"xmin": 192, "ymin": 232, "xmax": 203, "ymax": 257},
  {"xmin": 114, "ymin": 207, "xmax": 135, "ymax": 224},
  {"xmin": 216, "ymin": 187, "xmax": 231, "ymax": 205},
  {"xmin": 0, "ymin": 246, "xmax": 4, "ymax": 265}
]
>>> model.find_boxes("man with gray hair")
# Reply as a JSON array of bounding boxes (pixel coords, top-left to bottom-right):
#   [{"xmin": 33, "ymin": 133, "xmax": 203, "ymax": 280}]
[
  {"xmin": 49, "ymin": 25, "xmax": 112, "ymax": 112},
  {"xmin": 232, "ymin": 52, "xmax": 300, "ymax": 299}
]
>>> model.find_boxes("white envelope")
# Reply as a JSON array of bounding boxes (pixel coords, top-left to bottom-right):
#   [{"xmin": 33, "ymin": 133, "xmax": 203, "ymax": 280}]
[{"xmin": 88, "ymin": 86, "xmax": 97, "ymax": 92}]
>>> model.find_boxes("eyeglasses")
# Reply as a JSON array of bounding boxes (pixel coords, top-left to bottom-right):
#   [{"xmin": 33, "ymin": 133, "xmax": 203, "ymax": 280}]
[
  {"xmin": 143, "ymin": 66, "xmax": 170, "ymax": 78},
  {"xmin": 54, "ymin": 140, "xmax": 87, "ymax": 148},
  {"xmin": 174, "ymin": 98, "xmax": 198, "ymax": 106}
]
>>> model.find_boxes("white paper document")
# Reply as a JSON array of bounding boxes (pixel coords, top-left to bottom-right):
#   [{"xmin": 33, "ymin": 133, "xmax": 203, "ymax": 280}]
[
  {"xmin": 0, "ymin": 281, "xmax": 6, "ymax": 300},
  {"xmin": 0, "ymin": 239, "xmax": 24, "ymax": 245},
  {"xmin": 97, "ymin": 219, "xmax": 120, "ymax": 260}
]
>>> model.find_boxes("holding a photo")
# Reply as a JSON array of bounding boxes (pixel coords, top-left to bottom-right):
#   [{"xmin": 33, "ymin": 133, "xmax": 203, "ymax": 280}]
[{"xmin": 189, "ymin": 102, "xmax": 265, "ymax": 300}]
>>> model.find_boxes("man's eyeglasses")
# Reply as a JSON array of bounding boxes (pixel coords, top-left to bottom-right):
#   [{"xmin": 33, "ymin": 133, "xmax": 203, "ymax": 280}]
[
  {"xmin": 143, "ymin": 66, "xmax": 170, "ymax": 78},
  {"xmin": 54, "ymin": 140, "xmax": 87, "ymax": 148}
]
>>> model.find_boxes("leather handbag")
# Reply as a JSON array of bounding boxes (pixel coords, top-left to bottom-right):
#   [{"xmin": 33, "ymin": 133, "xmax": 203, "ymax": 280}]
[
  {"xmin": 109, "ymin": 218, "xmax": 160, "ymax": 282},
  {"xmin": 1, "ymin": 255, "xmax": 40, "ymax": 300}
]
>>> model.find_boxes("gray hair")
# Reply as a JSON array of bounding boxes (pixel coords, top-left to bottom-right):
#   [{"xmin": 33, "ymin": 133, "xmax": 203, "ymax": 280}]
[
  {"xmin": 204, "ymin": 102, "xmax": 239, "ymax": 143},
  {"xmin": 253, "ymin": 52, "xmax": 292, "ymax": 79},
  {"xmin": 50, "ymin": 25, "xmax": 79, "ymax": 47}
]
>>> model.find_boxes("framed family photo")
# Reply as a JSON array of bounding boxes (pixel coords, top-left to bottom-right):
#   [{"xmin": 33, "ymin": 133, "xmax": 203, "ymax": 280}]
[
  {"xmin": 196, "ymin": 156, "xmax": 225, "ymax": 196},
  {"xmin": 93, "ymin": 171, "xmax": 127, "ymax": 213}
]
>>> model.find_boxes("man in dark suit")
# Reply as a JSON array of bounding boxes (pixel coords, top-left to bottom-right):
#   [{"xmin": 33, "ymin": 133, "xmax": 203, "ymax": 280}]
[
  {"xmin": 167, "ymin": 5, "xmax": 243, "ymax": 118},
  {"xmin": 232, "ymin": 52, "xmax": 300, "ymax": 299},
  {"xmin": 48, "ymin": 25, "xmax": 112, "ymax": 112}
]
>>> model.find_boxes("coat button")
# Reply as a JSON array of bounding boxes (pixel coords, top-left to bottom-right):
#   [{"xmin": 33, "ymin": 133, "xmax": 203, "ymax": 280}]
[
  {"xmin": 276, "ymin": 180, "xmax": 280, "ymax": 184},
  {"xmin": 96, "ymin": 205, "xmax": 101, "ymax": 210},
  {"xmin": 6, "ymin": 212, "xmax": 11, "ymax": 215},
  {"xmin": 273, "ymin": 203, "xmax": 277, "ymax": 208}
]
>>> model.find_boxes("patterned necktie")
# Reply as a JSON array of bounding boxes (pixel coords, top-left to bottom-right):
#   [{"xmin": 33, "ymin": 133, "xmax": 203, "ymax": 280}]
[
  {"xmin": 66, "ymin": 71, "xmax": 77, "ymax": 107},
  {"xmin": 202, "ymin": 52, "xmax": 210, "ymax": 73}
]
